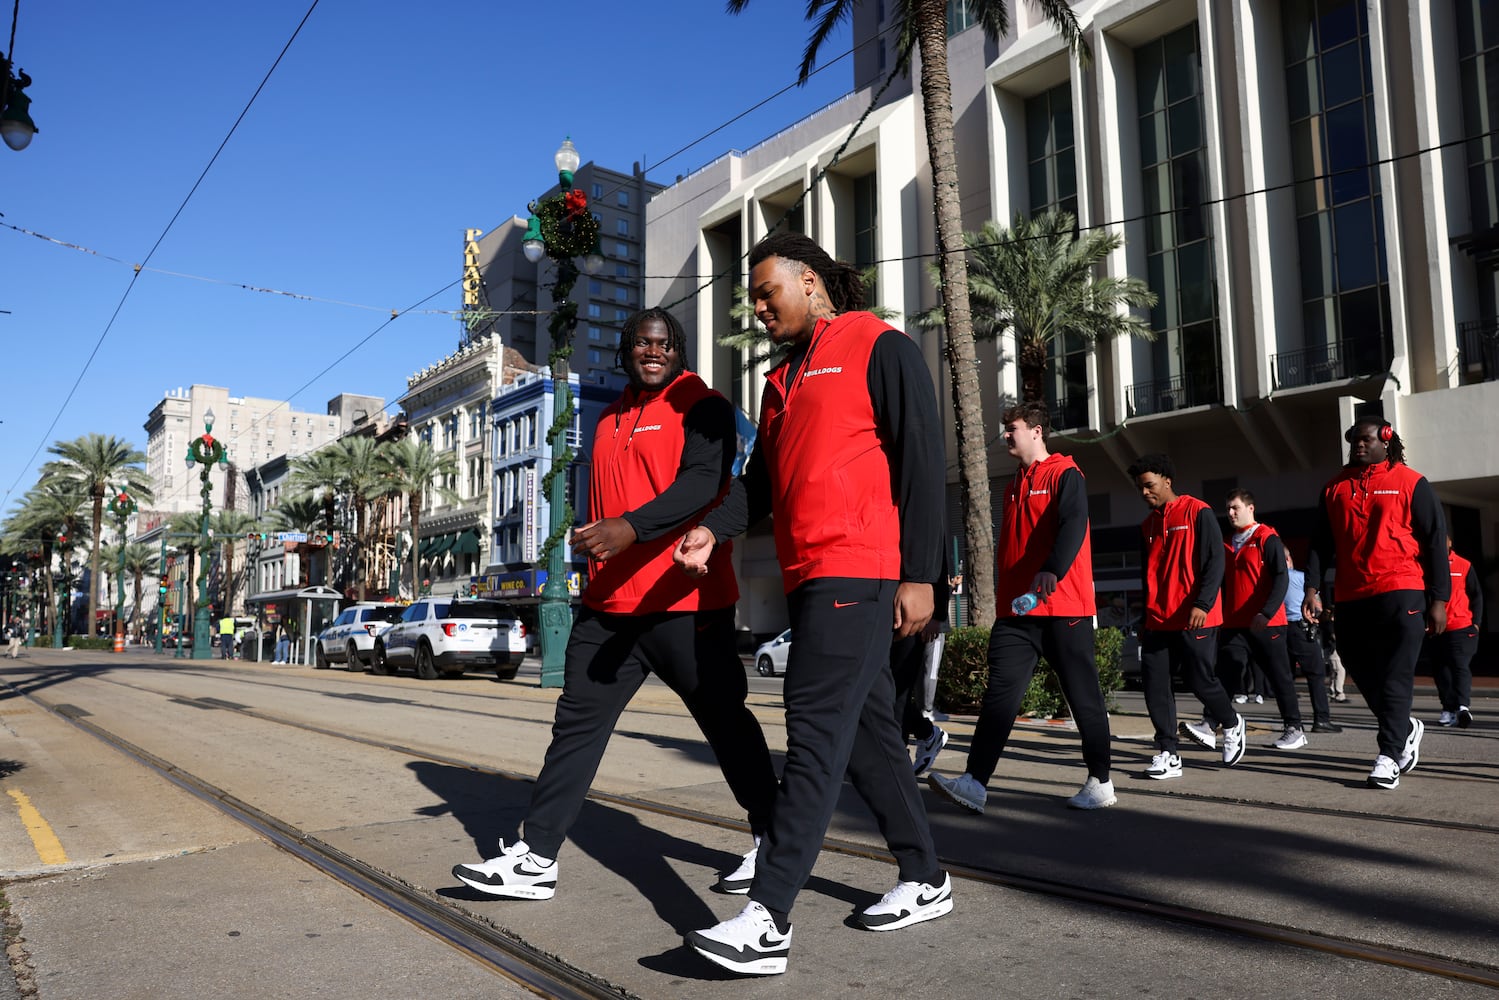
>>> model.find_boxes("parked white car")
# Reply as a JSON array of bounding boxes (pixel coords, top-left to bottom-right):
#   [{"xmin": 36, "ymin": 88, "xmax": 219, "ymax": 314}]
[
  {"xmin": 315, "ymin": 603, "xmax": 405, "ymax": 670},
  {"xmin": 754, "ymin": 629, "xmax": 792, "ymax": 677},
  {"xmin": 373, "ymin": 597, "xmax": 527, "ymax": 680}
]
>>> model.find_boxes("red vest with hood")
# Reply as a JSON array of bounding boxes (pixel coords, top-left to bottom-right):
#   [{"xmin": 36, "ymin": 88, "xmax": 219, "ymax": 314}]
[
  {"xmin": 1320, "ymin": 462, "xmax": 1428, "ymax": 600},
  {"xmin": 1141, "ymin": 494, "xmax": 1223, "ymax": 630},
  {"xmin": 1222, "ymin": 523, "xmax": 1288, "ymax": 628},
  {"xmin": 1447, "ymin": 552, "xmax": 1475, "ymax": 629},
  {"xmin": 996, "ymin": 453, "xmax": 1095, "ymax": 617}
]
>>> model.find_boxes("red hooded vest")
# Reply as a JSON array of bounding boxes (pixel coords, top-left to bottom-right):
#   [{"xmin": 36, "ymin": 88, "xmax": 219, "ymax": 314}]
[
  {"xmin": 1319, "ymin": 462, "xmax": 1429, "ymax": 601},
  {"xmin": 995, "ymin": 453, "xmax": 1096, "ymax": 617},
  {"xmin": 1222, "ymin": 523, "xmax": 1288, "ymax": 628},
  {"xmin": 1447, "ymin": 552, "xmax": 1475, "ymax": 630},
  {"xmin": 1141, "ymin": 494, "xmax": 1223, "ymax": 630}
]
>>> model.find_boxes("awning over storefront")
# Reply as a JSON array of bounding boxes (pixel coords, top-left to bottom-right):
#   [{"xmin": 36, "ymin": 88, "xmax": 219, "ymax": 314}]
[
  {"xmin": 453, "ymin": 528, "xmax": 481, "ymax": 556},
  {"xmin": 427, "ymin": 533, "xmax": 456, "ymax": 558}
]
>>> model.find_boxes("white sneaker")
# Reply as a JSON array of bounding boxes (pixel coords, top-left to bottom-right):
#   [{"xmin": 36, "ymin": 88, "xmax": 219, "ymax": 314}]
[
  {"xmin": 451, "ymin": 840, "xmax": 557, "ymax": 899},
  {"xmin": 858, "ymin": 872, "xmax": 953, "ymax": 931},
  {"xmin": 1368, "ymin": 754, "xmax": 1400, "ymax": 790},
  {"xmin": 687, "ymin": 901, "xmax": 791, "ymax": 976},
  {"xmin": 714, "ymin": 839, "xmax": 758, "ymax": 895},
  {"xmin": 1399, "ymin": 717, "xmax": 1424, "ymax": 774},
  {"xmin": 1222, "ymin": 714, "xmax": 1247, "ymax": 766},
  {"xmin": 1252, "ymin": 694, "xmax": 1265, "ymax": 704},
  {"xmin": 1067, "ymin": 777, "xmax": 1117, "ymax": 809},
  {"xmin": 911, "ymin": 726, "xmax": 948, "ymax": 777},
  {"xmin": 1233, "ymin": 694, "xmax": 1248, "ymax": 704},
  {"xmin": 1438, "ymin": 710, "xmax": 1456, "ymax": 727},
  {"xmin": 1180, "ymin": 719, "xmax": 1216, "ymax": 750},
  {"xmin": 1272, "ymin": 725, "xmax": 1307, "ymax": 750},
  {"xmin": 1145, "ymin": 751, "xmax": 1182, "ymax": 780},
  {"xmin": 927, "ymin": 772, "xmax": 986, "ymax": 815}
]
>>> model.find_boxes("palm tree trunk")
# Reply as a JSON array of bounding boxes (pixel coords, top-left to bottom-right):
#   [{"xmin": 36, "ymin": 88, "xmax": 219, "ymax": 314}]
[
  {"xmin": 355, "ymin": 496, "xmax": 368, "ymax": 601},
  {"xmin": 41, "ymin": 542, "xmax": 55, "ymax": 638},
  {"xmin": 131, "ymin": 573, "xmax": 143, "ymax": 643},
  {"xmin": 408, "ymin": 495, "xmax": 422, "ymax": 602},
  {"xmin": 915, "ymin": 1, "xmax": 996, "ymax": 628}
]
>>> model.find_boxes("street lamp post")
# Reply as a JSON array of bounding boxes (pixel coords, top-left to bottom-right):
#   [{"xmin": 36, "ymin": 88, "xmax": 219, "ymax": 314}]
[
  {"xmin": 185, "ymin": 409, "xmax": 227, "ymax": 660},
  {"xmin": 107, "ymin": 489, "xmax": 138, "ymax": 651},
  {"xmin": 521, "ymin": 138, "xmax": 604, "ymax": 688}
]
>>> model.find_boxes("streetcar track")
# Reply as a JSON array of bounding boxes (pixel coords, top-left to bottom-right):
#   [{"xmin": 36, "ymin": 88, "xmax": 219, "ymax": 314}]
[{"xmin": 12, "ymin": 673, "xmax": 1499, "ymax": 989}]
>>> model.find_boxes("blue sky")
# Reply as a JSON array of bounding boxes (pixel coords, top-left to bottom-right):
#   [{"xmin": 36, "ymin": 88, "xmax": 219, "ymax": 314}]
[{"xmin": 0, "ymin": 0, "xmax": 854, "ymax": 517}]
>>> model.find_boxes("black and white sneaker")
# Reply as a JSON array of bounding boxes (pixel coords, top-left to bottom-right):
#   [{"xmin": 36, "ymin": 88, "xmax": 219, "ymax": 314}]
[
  {"xmin": 714, "ymin": 839, "xmax": 759, "ymax": 895},
  {"xmin": 1399, "ymin": 717, "xmax": 1424, "ymax": 775},
  {"xmin": 1368, "ymin": 754, "xmax": 1400, "ymax": 790},
  {"xmin": 687, "ymin": 901, "xmax": 791, "ymax": 976},
  {"xmin": 857, "ymin": 872, "xmax": 953, "ymax": 931},
  {"xmin": 1457, "ymin": 706, "xmax": 1473, "ymax": 729},
  {"xmin": 451, "ymin": 840, "xmax": 557, "ymax": 899}
]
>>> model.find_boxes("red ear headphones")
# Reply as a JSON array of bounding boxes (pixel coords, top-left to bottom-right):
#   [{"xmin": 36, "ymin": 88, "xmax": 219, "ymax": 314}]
[{"xmin": 1344, "ymin": 422, "xmax": 1394, "ymax": 443}]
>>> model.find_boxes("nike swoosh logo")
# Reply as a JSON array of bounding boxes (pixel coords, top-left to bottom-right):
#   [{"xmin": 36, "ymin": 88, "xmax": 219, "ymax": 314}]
[
  {"xmin": 834, "ymin": 600, "xmax": 858, "ymax": 608},
  {"xmin": 757, "ymin": 932, "xmax": 787, "ymax": 948},
  {"xmin": 514, "ymin": 863, "xmax": 554, "ymax": 878},
  {"xmin": 1194, "ymin": 634, "xmax": 1208, "ymax": 640},
  {"xmin": 916, "ymin": 890, "xmax": 947, "ymax": 907},
  {"xmin": 1067, "ymin": 619, "xmax": 1083, "ymax": 627},
  {"xmin": 1407, "ymin": 610, "xmax": 1421, "ymax": 615},
  {"xmin": 1268, "ymin": 631, "xmax": 1282, "ymax": 639}
]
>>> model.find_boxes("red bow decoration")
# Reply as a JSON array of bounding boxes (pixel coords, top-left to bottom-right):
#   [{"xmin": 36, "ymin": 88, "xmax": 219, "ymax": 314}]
[
  {"xmin": 563, "ymin": 189, "xmax": 588, "ymax": 218},
  {"xmin": 201, "ymin": 434, "xmax": 215, "ymax": 448}
]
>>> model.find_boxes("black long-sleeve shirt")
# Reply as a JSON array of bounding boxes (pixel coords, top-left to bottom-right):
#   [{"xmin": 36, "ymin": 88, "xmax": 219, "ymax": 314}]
[{"xmin": 619, "ymin": 395, "xmax": 734, "ymax": 542}]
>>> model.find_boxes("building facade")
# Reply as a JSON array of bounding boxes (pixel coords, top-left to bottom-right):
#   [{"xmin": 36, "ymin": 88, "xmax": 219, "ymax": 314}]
[{"xmin": 646, "ymin": 0, "xmax": 1499, "ymax": 638}]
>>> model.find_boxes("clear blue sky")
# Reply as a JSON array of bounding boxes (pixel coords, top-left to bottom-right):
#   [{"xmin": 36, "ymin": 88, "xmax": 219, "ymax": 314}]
[{"xmin": 0, "ymin": 0, "xmax": 854, "ymax": 517}]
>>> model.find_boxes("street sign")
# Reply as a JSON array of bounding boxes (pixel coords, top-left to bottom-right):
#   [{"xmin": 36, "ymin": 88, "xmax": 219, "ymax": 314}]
[{"xmin": 276, "ymin": 532, "xmax": 308, "ymax": 542}]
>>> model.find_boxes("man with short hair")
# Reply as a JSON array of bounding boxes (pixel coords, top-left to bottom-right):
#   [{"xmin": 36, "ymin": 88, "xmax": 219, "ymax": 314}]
[
  {"xmin": 451, "ymin": 307, "xmax": 777, "ymax": 900},
  {"xmin": 1304, "ymin": 416, "xmax": 1448, "ymax": 790},
  {"xmin": 1190, "ymin": 490, "xmax": 1308, "ymax": 751},
  {"xmin": 928, "ymin": 401, "xmax": 1114, "ymax": 814},
  {"xmin": 218, "ymin": 614, "xmax": 235, "ymax": 659},
  {"xmin": 1128, "ymin": 454, "xmax": 1244, "ymax": 780},
  {"xmin": 1281, "ymin": 553, "xmax": 1340, "ymax": 734}
]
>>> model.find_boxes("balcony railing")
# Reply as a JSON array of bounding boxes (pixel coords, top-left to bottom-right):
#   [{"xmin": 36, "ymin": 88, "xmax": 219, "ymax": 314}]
[
  {"xmin": 1271, "ymin": 336, "xmax": 1389, "ymax": 390},
  {"xmin": 1458, "ymin": 319, "xmax": 1499, "ymax": 384},
  {"xmin": 1048, "ymin": 394, "xmax": 1088, "ymax": 431},
  {"xmin": 1125, "ymin": 371, "xmax": 1221, "ymax": 418}
]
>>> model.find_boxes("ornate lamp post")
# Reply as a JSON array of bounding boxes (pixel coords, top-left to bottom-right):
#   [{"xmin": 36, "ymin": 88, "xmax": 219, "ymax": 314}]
[
  {"xmin": 521, "ymin": 138, "xmax": 604, "ymax": 688},
  {"xmin": 107, "ymin": 489, "xmax": 138, "ymax": 650},
  {"xmin": 185, "ymin": 408, "xmax": 227, "ymax": 660}
]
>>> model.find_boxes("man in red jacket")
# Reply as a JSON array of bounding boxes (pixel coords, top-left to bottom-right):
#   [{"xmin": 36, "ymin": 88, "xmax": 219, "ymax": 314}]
[
  {"xmin": 676, "ymin": 233, "xmax": 948, "ymax": 976},
  {"xmin": 927, "ymin": 400, "xmax": 1115, "ymax": 814},
  {"xmin": 452, "ymin": 307, "xmax": 777, "ymax": 898},
  {"xmin": 1198, "ymin": 489, "xmax": 1308, "ymax": 751},
  {"xmin": 1128, "ymin": 454, "xmax": 1245, "ymax": 780},
  {"xmin": 1304, "ymin": 416, "xmax": 1448, "ymax": 789},
  {"xmin": 1429, "ymin": 539, "xmax": 1482, "ymax": 729}
]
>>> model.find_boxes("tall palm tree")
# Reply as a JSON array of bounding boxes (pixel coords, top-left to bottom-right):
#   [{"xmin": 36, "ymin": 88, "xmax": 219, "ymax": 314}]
[
  {"xmin": 119, "ymin": 541, "xmax": 159, "ymax": 642},
  {"xmin": 167, "ymin": 511, "xmax": 207, "ymax": 627},
  {"xmin": 336, "ymin": 436, "xmax": 389, "ymax": 600},
  {"xmin": 288, "ymin": 445, "xmax": 347, "ymax": 588},
  {"xmin": 263, "ymin": 497, "xmax": 325, "ymax": 587},
  {"xmin": 43, "ymin": 433, "xmax": 153, "ymax": 641},
  {"xmin": 210, "ymin": 510, "xmax": 260, "ymax": 614},
  {"xmin": 6, "ymin": 477, "xmax": 90, "ymax": 639},
  {"xmin": 381, "ymin": 437, "xmax": 460, "ymax": 602},
  {"xmin": 727, "ymin": 0, "xmax": 1085, "ymax": 627},
  {"xmin": 919, "ymin": 211, "xmax": 1157, "ymax": 403}
]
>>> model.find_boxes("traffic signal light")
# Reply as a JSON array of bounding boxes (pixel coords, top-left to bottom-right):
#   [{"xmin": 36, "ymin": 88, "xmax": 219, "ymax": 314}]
[{"xmin": 158, "ymin": 582, "xmax": 168, "ymax": 597}]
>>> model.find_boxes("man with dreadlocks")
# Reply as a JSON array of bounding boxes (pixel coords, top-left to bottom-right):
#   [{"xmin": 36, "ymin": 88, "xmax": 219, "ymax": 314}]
[
  {"xmin": 1304, "ymin": 415, "xmax": 1449, "ymax": 790},
  {"xmin": 452, "ymin": 307, "xmax": 777, "ymax": 899},
  {"xmin": 674, "ymin": 233, "xmax": 949, "ymax": 976}
]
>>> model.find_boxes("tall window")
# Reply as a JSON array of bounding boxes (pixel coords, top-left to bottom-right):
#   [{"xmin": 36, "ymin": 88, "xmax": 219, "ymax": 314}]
[
  {"xmin": 853, "ymin": 173, "xmax": 878, "ymax": 305},
  {"xmin": 947, "ymin": 0, "xmax": 975, "ymax": 36},
  {"xmin": 1133, "ymin": 25, "xmax": 1221, "ymax": 415},
  {"xmin": 1026, "ymin": 82, "xmax": 1084, "ymax": 426},
  {"xmin": 1284, "ymin": 0, "xmax": 1389, "ymax": 375},
  {"xmin": 1457, "ymin": 0, "xmax": 1499, "ymax": 320}
]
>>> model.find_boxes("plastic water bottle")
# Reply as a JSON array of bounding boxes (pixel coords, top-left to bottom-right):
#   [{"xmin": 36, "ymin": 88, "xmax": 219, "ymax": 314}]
[{"xmin": 1011, "ymin": 592, "xmax": 1040, "ymax": 616}]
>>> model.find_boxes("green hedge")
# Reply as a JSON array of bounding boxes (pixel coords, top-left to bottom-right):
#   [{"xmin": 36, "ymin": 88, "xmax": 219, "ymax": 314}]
[
  {"xmin": 935, "ymin": 624, "xmax": 1125, "ymax": 717},
  {"xmin": 27, "ymin": 635, "xmax": 113, "ymax": 650}
]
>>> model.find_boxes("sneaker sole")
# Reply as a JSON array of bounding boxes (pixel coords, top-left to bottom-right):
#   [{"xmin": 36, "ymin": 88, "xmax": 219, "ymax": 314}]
[
  {"xmin": 1179, "ymin": 722, "xmax": 1215, "ymax": 751},
  {"xmin": 858, "ymin": 898, "xmax": 953, "ymax": 932},
  {"xmin": 452, "ymin": 868, "xmax": 556, "ymax": 900},
  {"xmin": 1272, "ymin": 738, "xmax": 1308, "ymax": 750},
  {"xmin": 926, "ymin": 774, "xmax": 984, "ymax": 815},
  {"xmin": 1145, "ymin": 769, "xmax": 1182, "ymax": 780},
  {"xmin": 1067, "ymin": 793, "xmax": 1117, "ymax": 809},
  {"xmin": 686, "ymin": 936, "xmax": 788, "ymax": 976},
  {"xmin": 1367, "ymin": 775, "xmax": 1399, "ymax": 790},
  {"xmin": 713, "ymin": 878, "xmax": 752, "ymax": 895}
]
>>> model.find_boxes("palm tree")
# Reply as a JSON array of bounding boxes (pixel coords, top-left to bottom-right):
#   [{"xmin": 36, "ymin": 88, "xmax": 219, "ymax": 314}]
[
  {"xmin": 919, "ymin": 211, "xmax": 1157, "ymax": 404},
  {"xmin": 287, "ymin": 444, "xmax": 346, "ymax": 555},
  {"xmin": 727, "ymin": 0, "xmax": 1085, "ymax": 627},
  {"xmin": 210, "ymin": 510, "xmax": 260, "ymax": 614},
  {"xmin": 43, "ymin": 434, "xmax": 153, "ymax": 641},
  {"xmin": 264, "ymin": 497, "xmax": 326, "ymax": 587},
  {"xmin": 119, "ymin": 541, "xmax": 159, "ymax": 642},
  {"xmin": 6, "ymin": 477, "xmax": 90, "ymax": 639},
  {"xmin": 381, "ymin": 437, "xmax": 460, "ymax": 602},
  {"xmin": 167, "ymin": 511, "xmax": 207, "ymax": 627},
  {"xmin": 336, "ymin": 436, "xmax": 389, "ymax": 600}
]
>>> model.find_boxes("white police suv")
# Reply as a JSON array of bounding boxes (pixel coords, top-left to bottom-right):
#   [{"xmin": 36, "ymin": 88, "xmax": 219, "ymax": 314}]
[{"xmin": 373, "ymin": 597, "xmax": 528, "ymax": 681}]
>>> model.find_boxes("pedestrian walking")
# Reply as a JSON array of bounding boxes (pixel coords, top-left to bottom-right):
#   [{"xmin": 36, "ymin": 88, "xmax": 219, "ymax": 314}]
[
  {"xmin": 1188, "ymin": 490, "xmax": 1307, "ymax": 752},
  {"xmin": 451, "ymin": 307, "xmax": 777, "ymax": 905},
  {"xmin": 4, "ymin": 617, "xmax": 19, "ymax": 659},
  {"xmin": 218, "ymin": 614, "xmax": 235, "ymax": 659},
  {"xmin": 1304, "ymin": 416, "xmax": 1448, "ymax": 790},
  {"xmin": 896, "ymin": 557, "xmax": 953, "ymax": 778},
  {"xmin": 928, "ymin": 401, "xmax": 1115, "ymax": 814},
  {"xmin": 1431, "ymin": 539, "xmax": 1482, "ymax": 728},
  {"xmin": 676, "ymin": 232, "xmax": 949, "ymax": 976},
  {"xmin": 1282, "ymin": 554, "xmax": 1341, "ymax": 733},
  {"xmin": 1128, "ymin": 454, "xmax": 1245, "ymax": 780}
]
